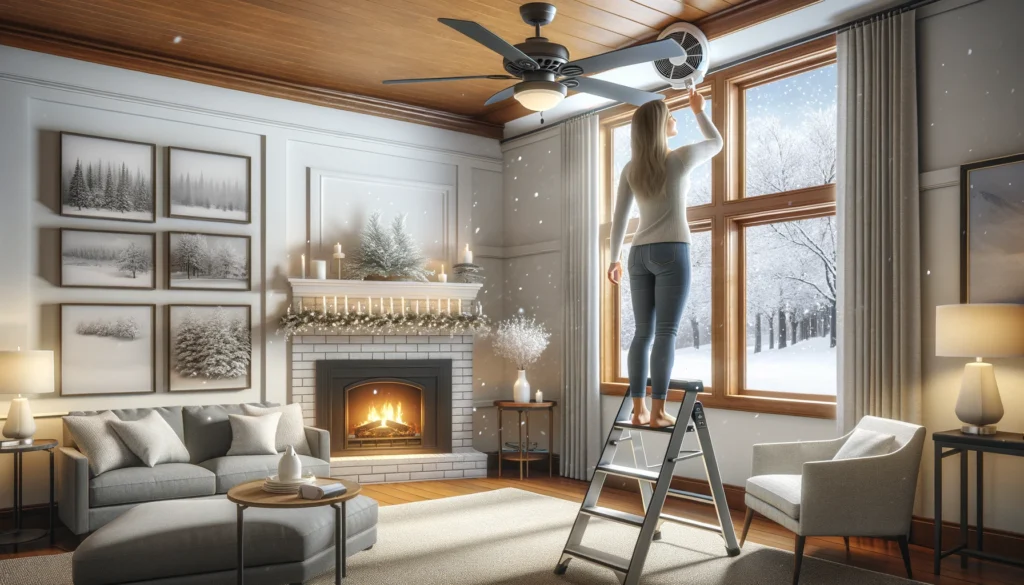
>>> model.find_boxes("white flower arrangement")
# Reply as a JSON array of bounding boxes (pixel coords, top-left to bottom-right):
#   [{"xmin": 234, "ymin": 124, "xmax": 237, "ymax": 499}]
[{"xmin": 491, "ymin": 314, "xmax": 551, "ymax": 370}]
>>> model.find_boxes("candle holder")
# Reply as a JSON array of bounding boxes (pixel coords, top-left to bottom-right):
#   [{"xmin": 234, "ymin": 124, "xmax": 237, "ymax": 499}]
[
  {"xmin": 333, "ymin": 252, "xmax": 346, "ymax": 279},
  {"xmin": 453, "ymin": 263, "xmax": 485, "ymax": 284}
]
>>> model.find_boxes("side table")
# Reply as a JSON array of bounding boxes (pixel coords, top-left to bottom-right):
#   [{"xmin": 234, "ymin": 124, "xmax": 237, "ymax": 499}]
[
  {"xmin": 495, "ymin": 400, "xmax": 556, "ymax": 480},
  {"xmin": 0, "ymin": 438, "xmax": 57, "ymax": 546},
  {"xmin": 933, "ymin": 430, "xmax": 1024, "ymax": 574},
  {"xmin": 227, "ymin": 477, "xmax": 361, "ymax": 585}
]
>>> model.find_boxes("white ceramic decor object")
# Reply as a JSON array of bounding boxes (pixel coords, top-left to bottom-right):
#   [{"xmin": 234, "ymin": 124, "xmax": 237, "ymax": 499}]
[
  {"xmin": 513, "ymin": 370, "xmax": 531, "ymax": 404},
  {"xmin": 278, "ymin": 445, "xmax": 302, "ymax": 481}
]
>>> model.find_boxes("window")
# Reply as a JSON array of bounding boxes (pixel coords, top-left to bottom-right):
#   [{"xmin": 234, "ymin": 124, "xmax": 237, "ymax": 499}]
[{"xmin": 601, "ymin": 37, "xmax": 838, "ymax": 418}]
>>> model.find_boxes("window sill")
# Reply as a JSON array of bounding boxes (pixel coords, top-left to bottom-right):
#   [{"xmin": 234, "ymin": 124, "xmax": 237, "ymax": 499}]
[{"xmin": 599, "ymin": 382, "xmax": 835, "ymax": 420}]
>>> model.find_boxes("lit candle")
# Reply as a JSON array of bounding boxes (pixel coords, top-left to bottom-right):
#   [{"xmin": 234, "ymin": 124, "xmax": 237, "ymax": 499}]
[
  {"xmin": 458, "ymin": 299, "xmax": 462, "ymax": 314},
  {"xmin": 334, "ymin": 242, "xmax": 342, "ymax": 255},
  {"xmin": 321, "ymin": 296, "xmax": 326, "ymax": 313},
  {"xmin": 425, "ymin": 297, "xmax": 430, "ymax": 315},
  {"xmin": 535, "ymin": 389, "xmax": 543, "ymax": 403},
  {"xmin": 438, "ymin": 264, "xmax": 447, "ymax": 283},
  {"xmin": 367, "ymin": 297, "xmax": 372, "ymax": 314},
  {"xmin": 357, "ymin": 302, "xmax": 362, "ymax": 314},
  {"xmin": 389, "ymin": 297, "xmax": 394, "ymax": 314},
  {"xmin": 462, "ymin": 244, "xmax": 473, "ymax": 264},
  {"xmin": 447, "ymin": 298, "xmax": 451, "ymax": 314},
  {"xmin": 300, "ymin": 254, "xmax": 306, "ymax": 278},
  {"xmin": 415, "ymin": 300, "xmax": 420, "ymax": 315},
  {"xmin": 333, "ymin": 296, "xmax": 338, "ymax": 313},
  {"xmin": 401, "ymin": 297, "xmax": 406, "ymax": 316},
  {"xmin": 344, "ymin": 296, "xmax": 349, "ymax": 315},
  {"xmin": 379, "ymin": 297, "xmax": 384, "ymax": 315}
]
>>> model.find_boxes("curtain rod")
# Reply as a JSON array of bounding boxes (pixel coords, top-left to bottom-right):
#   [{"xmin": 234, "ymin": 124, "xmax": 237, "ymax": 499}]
[{"xmin": 500, "ymin": 0, "xmax": 943, "ymax": 145}]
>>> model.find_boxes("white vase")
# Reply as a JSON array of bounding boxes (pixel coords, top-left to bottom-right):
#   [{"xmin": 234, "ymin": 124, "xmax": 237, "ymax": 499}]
[
  {"xmin": 513, "ymin": 370, "xmax": 531, "ymax": 404},
  {"xmin": 278, "ymin": 445, "xmax": 302, "ymax": 481}
]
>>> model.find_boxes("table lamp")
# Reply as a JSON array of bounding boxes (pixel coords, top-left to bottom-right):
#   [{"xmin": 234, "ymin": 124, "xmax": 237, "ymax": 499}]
[
  {"xmin": 935, "ymin": 304, "xmax": 1024, "ymax": 435},
  {"xmin": 0, "ymin": 350, "xmax": 55, "ymax": 444}
]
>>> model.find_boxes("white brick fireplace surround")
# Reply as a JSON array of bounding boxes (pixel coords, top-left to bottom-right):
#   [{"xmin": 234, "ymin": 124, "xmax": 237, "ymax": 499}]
[{"xmin": 290, "ymin": 333, "xmax": 487, "ymax": 483}]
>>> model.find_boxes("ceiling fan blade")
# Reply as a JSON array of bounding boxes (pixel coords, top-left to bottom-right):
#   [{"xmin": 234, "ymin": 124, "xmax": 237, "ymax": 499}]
[
  {"xmin": 383, "ymin": 75, "xmax": 517, "ymax": 85},
  {"xmin": 561, "ymin": 39, "xmax": 686, "ymax": 76},
  {"xmin": 569, "ymin": 77, "xmax": 663, "ymax": 107},
  {"xmin": 484, "ymin": 85, "xmax": 516, "ymax": 106},
  {"xmin": 439, "ymin": 18, "xmax": 540, "ymax": 70}
]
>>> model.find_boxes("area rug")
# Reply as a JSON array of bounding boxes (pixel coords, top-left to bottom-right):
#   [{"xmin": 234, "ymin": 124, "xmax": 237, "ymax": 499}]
[{"xmin": 0, "ymin": 488, "xmax": 921, "ymax": 585}]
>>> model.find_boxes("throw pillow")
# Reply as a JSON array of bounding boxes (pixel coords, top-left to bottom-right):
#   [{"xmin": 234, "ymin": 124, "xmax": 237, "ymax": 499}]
[
  {"xmin": 833, "ymin": 428, "xmax": 897, "ymax": 460},
  {"xmin": 241, "ymin": 403, "xmax": 311, "ymax": 455},
  {"xmin": 109, "ymin": 411, "xmax": 191, "ymax": 467},
  {"xmin": 63, "ymin": 411, "xmax": 142, "ymax": 477},
  {"xmin": 226, "ymin": 412, "xmax": 282, "ymax": 456}
]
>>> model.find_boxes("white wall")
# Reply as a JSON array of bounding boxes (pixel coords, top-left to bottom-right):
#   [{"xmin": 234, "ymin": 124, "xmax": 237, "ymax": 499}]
[
  {"xmin": 0, "ymin": 44, "xmax": 503, "ymax": 508},
  {"xmin": 917, "ymin": 0, "xmax": 1024, "ymax": 533}
]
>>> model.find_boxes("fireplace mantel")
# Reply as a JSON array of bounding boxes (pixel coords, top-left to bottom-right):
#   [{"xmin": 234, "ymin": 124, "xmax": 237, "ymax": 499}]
[{"xmin": 289, "ymin": 278, "xmax": 482, "ymax": 303}]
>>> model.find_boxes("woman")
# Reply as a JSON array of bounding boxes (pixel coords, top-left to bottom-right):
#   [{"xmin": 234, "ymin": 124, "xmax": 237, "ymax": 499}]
[{"xmin": 608, "ymin": 89, "xmax": 723, "ymax": 428}]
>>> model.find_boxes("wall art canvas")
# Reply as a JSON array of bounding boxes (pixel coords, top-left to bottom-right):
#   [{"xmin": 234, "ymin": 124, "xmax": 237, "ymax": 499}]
[
  {"xmin": 167, "ymin": 231, "xmax": 250, "ymax": 291},
  {"xmin": 60, "ymin": 304, "xmax": 155, "ymax": 395},
  {"xmin": 961, "ymin": 153, "xmax": 1024, "ymax": 302},
  {"xmin": 60, "ymin": 132, "xmax": 156, "ymax": 223},
  {"xmin": 167, "ymin": 147, "xmax": 251, "ymax": 223},
  {"xmin": 60, "ymin": 229, "xmax": 156, "ymax": 289},
  {"xmin": 168, "ymin": 305, "xmax": 251, "ymax": 392}
]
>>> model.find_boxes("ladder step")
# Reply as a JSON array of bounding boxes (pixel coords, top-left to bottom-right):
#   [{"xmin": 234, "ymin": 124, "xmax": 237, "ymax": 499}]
[
  {"xmin": 562, "ymin": 544, "xmax": 631, "ymax": 573},
  {"xmin": 613, "ymin": 420, "xmax": 674, "ymax": 433},
  {"xmin": 581, "ymin": 505, "xmax": 644, "ymax": 528},
  {"xmin": 660, "ymin": 512, "xmax": 723, "ymax": 534},
  {"xmin": 596, "ymin": 463, "xmax": 660, "ymax": 482},
  {"xmin": 666, "ymin": 487, "xmax": 714, "ymax": 504}
]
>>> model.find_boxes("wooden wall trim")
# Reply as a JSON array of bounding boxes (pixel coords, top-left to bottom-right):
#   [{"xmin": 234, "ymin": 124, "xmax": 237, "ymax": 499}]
[{"xmin": 0, "ymin": 22, "xmax": 504, "ymax": 140}]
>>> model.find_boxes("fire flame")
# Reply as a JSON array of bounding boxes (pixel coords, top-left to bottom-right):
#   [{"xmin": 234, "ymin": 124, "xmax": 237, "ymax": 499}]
[{"xmin": 364, "ymin": 400, "xmax": 404, "ymax": 427}]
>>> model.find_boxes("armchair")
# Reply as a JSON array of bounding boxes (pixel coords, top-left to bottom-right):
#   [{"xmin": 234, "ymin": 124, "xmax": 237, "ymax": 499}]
[{"xmin": 740, "ymin": 416, "xmax": 925, "ymax": 584}]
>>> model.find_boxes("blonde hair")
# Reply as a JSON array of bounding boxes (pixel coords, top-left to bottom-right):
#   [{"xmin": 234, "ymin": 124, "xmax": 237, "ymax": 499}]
[{"xmin": 627, "ymin": 100, "xmax": 670, "ymax": 200}]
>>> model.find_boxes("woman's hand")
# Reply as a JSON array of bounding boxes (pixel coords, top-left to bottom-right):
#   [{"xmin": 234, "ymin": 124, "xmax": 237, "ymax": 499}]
[
  {"xmin": 689, "ymin": 88, "xmax": 705, "ymax": 114},
  {"xmin": 607, "ymin": 262, "xmax": 622, "ymax": 285}
]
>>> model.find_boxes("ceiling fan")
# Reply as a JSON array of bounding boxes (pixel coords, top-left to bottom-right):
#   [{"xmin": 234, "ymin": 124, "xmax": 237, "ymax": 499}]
[{"xmin": 383, "ymin": 2, "xmax": 685, "ymax": 113}]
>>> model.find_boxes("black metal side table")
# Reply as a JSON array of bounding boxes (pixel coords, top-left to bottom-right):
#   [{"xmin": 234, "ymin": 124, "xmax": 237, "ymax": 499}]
[
  {"xmin": 933, "ymin": 430, "xmax": 1024, "ymax": 574},
  {"xmin": 0, "ymin": 438, "xmax": 57, "ymax": 546}
]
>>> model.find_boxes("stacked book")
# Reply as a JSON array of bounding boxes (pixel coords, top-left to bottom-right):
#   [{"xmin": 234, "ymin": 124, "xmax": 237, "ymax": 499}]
[{"xmin": 262, "ymin": 475, "xmax": 316, "ymax": 494}]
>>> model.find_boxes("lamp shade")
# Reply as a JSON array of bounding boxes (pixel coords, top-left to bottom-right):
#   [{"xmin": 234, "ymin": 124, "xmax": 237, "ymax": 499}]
[
  {"xmin": 0, "ymin": 350, "xmax": 55, "ymax": 395},
  {"xmin": 935, "ymin": 304, "xmax": 1024, "ymax": 358}
]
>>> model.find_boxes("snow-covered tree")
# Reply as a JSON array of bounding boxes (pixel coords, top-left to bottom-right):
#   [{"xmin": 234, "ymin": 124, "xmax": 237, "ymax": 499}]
[
  {"xmin": 102, "ymin": 166, "xmax": 115, "ymax": 210},
  {"xmin": 346, "ymin": 211, "xmax": 432, "ymax": 281},
  {"xmin": 172, "ymin": 234, "xmax": 209, "ymax": 279},
  {"xmin": 117, "ymin": 243, "xmax": 151, "ymax": 278},
  {"xmin": 66, "ymin": 159, "xmax": 88, "ymax": 210},
  {"xmin": 173, "ymin": 310, "xmax": 204, "ymax": 377},
  {"xmin": 209, "ymin": 242, "xmax": 246, "ymax": 279},
  {"xmin": 389, "ymin": 214, "xmax": 432, "ymax": 281},
  {"xmin": 181, "ymin": 308, "xmax": 250, "ymax": 379},
  {"xmin": 111, "ymin": 164, "xmax": 132, "ymax": 213}
]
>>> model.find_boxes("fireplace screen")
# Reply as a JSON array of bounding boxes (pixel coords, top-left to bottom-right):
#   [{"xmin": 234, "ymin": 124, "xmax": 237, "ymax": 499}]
[{"xmin": 346, "ymin": 381, "xmax": 423, "ymax": 450}]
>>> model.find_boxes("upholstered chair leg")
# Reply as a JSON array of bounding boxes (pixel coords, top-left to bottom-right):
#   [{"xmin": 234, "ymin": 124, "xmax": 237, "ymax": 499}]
[
  {"xmin": 896, "ymin": 535, "xmax": 913, "ymax": 579},
  {"xmin": 740, "ymin": 508, "xmax": 754, "ymax": 547},
  {"xmin": 842, "ymin": 536, "xmax": 850, "ymax": 551},
  {"xmin": 792, "ymin": 535, "xmax": 806, "ymax": 585}
]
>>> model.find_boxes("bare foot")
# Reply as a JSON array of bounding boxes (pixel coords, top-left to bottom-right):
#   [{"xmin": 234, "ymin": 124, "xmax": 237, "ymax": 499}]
[
  {"xmin": 632, "ymin": 411, "xmax": 651, "ymax": 426},
  {"xmin": 650, "ymin": 412, "xmax": 676, "ymax": 429}
]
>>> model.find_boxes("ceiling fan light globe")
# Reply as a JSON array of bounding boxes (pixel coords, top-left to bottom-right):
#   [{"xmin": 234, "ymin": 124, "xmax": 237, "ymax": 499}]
[{"xmin": 512, "ymin": 80, "xmax": 566, "ymax": 111}]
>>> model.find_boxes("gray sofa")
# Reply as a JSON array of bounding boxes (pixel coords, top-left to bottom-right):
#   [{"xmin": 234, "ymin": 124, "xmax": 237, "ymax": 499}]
[{"xmin": 58, "ymin": 403, "xmax": 332, "ymax": 535}]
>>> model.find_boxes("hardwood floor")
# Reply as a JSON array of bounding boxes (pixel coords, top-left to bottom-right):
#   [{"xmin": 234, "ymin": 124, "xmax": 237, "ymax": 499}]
[{"xmin": 3, "ymin": 473, "xmax": 1022, "ymax": 585}]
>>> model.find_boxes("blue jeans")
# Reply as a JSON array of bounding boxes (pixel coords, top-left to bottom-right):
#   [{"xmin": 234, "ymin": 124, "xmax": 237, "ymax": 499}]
[{"xmin": 627, "ymin": 242, "xmax": 691, "ymax": 400}]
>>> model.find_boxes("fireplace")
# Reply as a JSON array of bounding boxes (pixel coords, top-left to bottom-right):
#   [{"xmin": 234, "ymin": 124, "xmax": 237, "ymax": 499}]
[{"xmin": 316, "ymin": 360, "xmax": 452, "ymax": 457}]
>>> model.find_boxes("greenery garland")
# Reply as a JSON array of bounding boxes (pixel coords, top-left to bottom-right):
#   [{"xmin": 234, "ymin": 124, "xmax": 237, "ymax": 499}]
[{"xmin": 279, "ymin": 307, "xmax": 491, "ymax": 339}]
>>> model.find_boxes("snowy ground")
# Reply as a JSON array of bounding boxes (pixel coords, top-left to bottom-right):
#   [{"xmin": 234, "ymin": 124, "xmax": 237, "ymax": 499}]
[
  {"xmin": 170, "ymin": 204, "xmax": 247, "ymax": 222},
  {"xmin": 62, "ymin": 333, "xmax": 152, "ymax": 394},
  {"xmin": 62, "ymin": 206, "xmax": 152, "ymax": 221},
  {"xmin": 63, "ymin": 261, "xmax": 152, "ymax": 287},
  {"xmin": 621, "ymin": 336, "xmax": 836, "ymax": 395},
  {"xmin": 169, "ymin": 369, "xmax": 248, "ymax": 391},
  {"xmin": 169, "ymin": 274, "xmax": 249, "ymax": 290}
]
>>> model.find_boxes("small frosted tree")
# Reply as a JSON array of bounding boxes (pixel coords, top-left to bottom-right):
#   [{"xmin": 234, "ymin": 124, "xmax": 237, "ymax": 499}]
[
  {"xmin": 117, "ymin": 243, "xmax": 151, "ymax": 278},
  {"xmin": 66, "ymin": 159, "xmax": 88, "ymax": 209},
  {"xmin": 173, "ymin": 310, "xmax": 204, "ymax": 377},
  {"xmin": 102, "ymin": 166, "xmax": 116, "ymax": 210},
  {"xmin": 112, "ymin": 164, "xmax": 133, "ymax": 213},
  {"xmin": 389, "ymin": 214, "xmax": 432, "ymax": 281},
  {"xmin": 209, "ymin": 243, "xmax": 246, "ymax": 279},
  {"xmin": 173, "ymin": 234, "xmax": 209, "ymax": 279},
  {"xmin": 193, "ymin": 308, "xmax": 250, "ymax": 379}
]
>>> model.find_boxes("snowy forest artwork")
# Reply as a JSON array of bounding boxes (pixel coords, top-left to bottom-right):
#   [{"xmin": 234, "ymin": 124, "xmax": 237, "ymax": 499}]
[
  {"xmin": 168, "ymin": 305, "xmax": 251, "ymax": 392},
  {"xmin": 168, "ymin": 147, "xmax": 250, "ymax": 223},
  {"xmin": 61, "ymin": 304, "xmax": 155, "ymax": 395},
  {"xmin": 963, "ymin": 155, "xmax": 1024, "ymax": 303},
  {"xmin": 60, "ymin": 132, "xmax": 155, "ymax": 222},
  {"xmin": 168, "ymin": 232, "xmax": 250, "ymax": 290},
  {"xmin": 60, "ymin": 229, "xmax": 155, "ymax": 289},
  {"xmin": 615, "ymin": 64, "xmax": 838, "ymax": 395}
]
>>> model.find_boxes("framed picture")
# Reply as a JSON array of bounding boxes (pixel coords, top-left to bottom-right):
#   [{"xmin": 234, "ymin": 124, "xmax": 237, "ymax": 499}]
[
  {"xmin": 167, "ymin": 147, "xmax": 251, "ymax": 224},
  {"xmin": 960, "ymin": 153, "xmax": 1024, "ymax": 302},
  {"xmin": 60, "ymin": 132, "xmax": 156, "ymax": 223},
  {"xmin": 168, "ymin": 304, "xmax": 252, "ymax": 392},
  {"xmin": 60, "ymin": 304, "xmax": 156, "ymax": 395},
  {"xmin": 167, "ymin": 231, "xmax": 251, "ymax": 291},
  {"xmin": 60, "ymin": 228, "xmax": 156, "ymax": 289}
]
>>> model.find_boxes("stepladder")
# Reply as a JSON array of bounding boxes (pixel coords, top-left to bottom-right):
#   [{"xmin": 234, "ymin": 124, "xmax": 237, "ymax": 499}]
[{"xmin": 554, "ymin": 379, "xmax": 740, "ymax": 585}]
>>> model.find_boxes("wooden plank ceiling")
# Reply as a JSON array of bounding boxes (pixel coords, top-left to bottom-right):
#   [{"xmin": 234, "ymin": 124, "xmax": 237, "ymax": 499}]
[{"xmin": 0, "ymin": 1, "xmax": 792, "ymax": 137}]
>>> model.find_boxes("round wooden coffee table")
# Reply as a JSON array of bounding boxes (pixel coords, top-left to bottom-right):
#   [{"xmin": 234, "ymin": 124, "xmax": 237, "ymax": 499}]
[{"xmin": 227, "ymin": 477, "xmax": 361, "ymax": 585}]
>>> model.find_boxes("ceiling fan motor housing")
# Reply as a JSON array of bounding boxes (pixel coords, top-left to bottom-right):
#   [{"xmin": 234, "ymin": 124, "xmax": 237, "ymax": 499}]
[
  {"xmin": 503, "ymin": 38, "xmax": 568, "ymax": 76},
  {"xmin": 654, "ymin": 22, "xmax": 710, "ymax": 89}
]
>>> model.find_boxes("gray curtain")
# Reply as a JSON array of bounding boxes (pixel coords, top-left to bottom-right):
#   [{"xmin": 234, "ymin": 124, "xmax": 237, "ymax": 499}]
[
  {"xmin": 560, "ymin": 113, "xmax": 601, "ymax": 480},
  {"xmin": 836, "ymin": 10, "xmax": 922, "ymax": 433}
]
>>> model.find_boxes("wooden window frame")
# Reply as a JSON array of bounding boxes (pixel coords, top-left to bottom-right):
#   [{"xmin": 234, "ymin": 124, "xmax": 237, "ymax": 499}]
[{"xmin": 599, "ymin": 36, "xmax": 838, "ymax": 419}]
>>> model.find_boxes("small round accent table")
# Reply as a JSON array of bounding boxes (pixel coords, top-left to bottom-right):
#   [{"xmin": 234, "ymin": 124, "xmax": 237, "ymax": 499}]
[
  {"xmin": 494, "ymin": 401, "xmax": 556, "ymax": 480},
  {"xmin": 227, "ymin": 477, "xmax": 361, "ymax": 585},
  {"xmin": 0, "ymin": 438, "xmax": 57, "ymax": 547}
]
